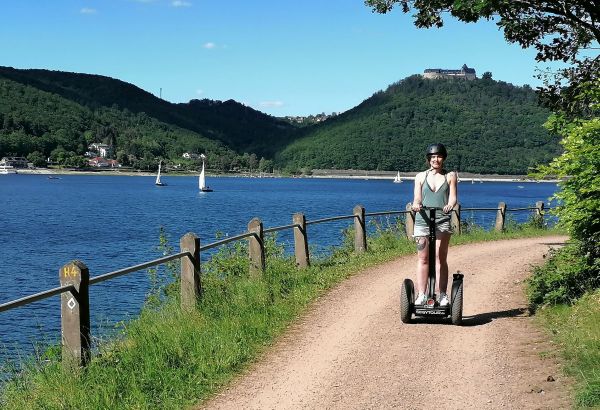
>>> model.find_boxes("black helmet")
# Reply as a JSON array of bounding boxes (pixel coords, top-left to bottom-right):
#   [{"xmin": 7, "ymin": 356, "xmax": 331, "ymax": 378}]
[{"xmin": 426, "ymin": 143, "xmax": 447, "ymax": 158}]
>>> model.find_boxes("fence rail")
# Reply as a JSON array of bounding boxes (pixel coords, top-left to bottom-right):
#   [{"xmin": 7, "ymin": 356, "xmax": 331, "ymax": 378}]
[
  {"xmin": 0, "ymin": 200, "xmax": 547, "ymax": 368},
  {"xmin": 0, "ymin": 284, "xmax": 74, "ymax": 313},
  {"xmin": 305, "ymin": 214, "xmax": 356, "ymax": 225},
  {"xmin": 200, "ymin": 231, "xmax": 257, "ymax": 251},
  {"xmin": 89, "ymin": 251, "xmax": 191, "ymax": 285}
]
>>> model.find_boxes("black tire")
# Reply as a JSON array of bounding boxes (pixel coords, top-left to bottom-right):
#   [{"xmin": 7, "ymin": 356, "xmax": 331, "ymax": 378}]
[
  {"xmin": 400, "ymin": 278, "xmax": 414, "ymax": 323},
  {"xmin": 451, "ymin": 279, "xmax": 463, "ymax": 325}
]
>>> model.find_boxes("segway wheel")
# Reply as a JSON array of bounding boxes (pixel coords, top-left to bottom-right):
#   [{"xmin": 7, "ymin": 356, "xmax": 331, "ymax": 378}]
[
  {"xmin": 400, "ymin": 278, "xmax": 414, "ymax": 323},
  {"xmin": 451, "ymin": 279, "xmax": 463, "ymax": 325}
]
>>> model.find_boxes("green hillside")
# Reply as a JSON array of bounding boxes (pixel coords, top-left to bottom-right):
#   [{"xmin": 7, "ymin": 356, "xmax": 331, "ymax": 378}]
[
  {"xmin": 0, "ymin": 76, "xmax": 242, "ymax": 170},
  {"xmin": 0, "ymin": 66, "xmax": 297, "ymax": 160},
  {"xmin": 0, "ymin": 67, "xmax": 561, "ymax": 174},
  {"xmin": 276, "ymin": 75, "xmax": 560, "ymax": 174}
]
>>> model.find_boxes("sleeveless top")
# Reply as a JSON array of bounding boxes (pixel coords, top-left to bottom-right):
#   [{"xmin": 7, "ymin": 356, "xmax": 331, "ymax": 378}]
[{"xmin": 414, "ymin": 170, "xmax": 451, "ymax": 230}]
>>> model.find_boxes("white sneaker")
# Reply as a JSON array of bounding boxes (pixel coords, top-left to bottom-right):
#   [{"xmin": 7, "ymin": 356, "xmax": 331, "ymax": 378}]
[
  {"xmin": 438, "ymin": 292, "xmax": 449, "ymax": 307},
  {"xmin": 415, "ymin": 293, "xmax": 427, "ymax": 305}
]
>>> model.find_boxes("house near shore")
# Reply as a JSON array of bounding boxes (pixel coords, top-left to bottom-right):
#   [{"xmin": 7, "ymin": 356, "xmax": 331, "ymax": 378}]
[
  {"xmin": 88, "ymin": 157, "xmax": 120, "ymax": 168},
  {"xmin": 423, "ymin": 64, "xmax": 477, "ymax": 80},
  {"xmin": 182, "ymin": 152, "xmax": 201, "ymax": 160},
  {"xmin": 0, "ymin": 156, "xmax": 29, "ymax": 168},
  {"xmin": 88, "ymin": 143, "xmax": 113, "ymax": 158}
]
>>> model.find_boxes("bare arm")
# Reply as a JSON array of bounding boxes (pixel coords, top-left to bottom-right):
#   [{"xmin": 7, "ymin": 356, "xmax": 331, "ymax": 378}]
[
  {"xmin": 443, "ymin": 171, "xmax": 458, "ymax": 213},
  {"xmin": 412, "ymin": 172, "xmax": 424, "ymax": 211}
]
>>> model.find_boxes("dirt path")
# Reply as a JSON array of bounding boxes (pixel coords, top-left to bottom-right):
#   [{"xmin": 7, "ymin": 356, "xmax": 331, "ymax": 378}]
[{"xmin": 199, "ymin": 236, "xmax": 571, "ymax": 410}]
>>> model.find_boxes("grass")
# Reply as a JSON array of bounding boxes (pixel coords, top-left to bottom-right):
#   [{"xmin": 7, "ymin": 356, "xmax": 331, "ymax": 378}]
[
  {"xmin": 0, "ymin": 221, "xmax": 563, "ymax": 409},
  {"xmin": 535, "ymin": 291, "xmax": 600, "ymax": 408}
]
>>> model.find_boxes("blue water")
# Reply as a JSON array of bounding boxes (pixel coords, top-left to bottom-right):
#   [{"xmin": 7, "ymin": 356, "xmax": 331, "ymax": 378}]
[{"xmin": 0, "ymin": 174, "xmax": 557, "ymax": 363}]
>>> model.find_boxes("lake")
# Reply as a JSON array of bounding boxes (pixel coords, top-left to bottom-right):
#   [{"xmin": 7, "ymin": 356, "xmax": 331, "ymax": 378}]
[{"xmin": 0, "ymin": 174, "xmax": 558, "ymax": 363}]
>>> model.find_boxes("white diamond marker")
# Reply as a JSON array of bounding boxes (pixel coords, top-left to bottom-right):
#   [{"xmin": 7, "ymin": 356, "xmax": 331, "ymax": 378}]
[{"xmin": 67, "ymin": 298, "xmax": 76, "ymax": 310}]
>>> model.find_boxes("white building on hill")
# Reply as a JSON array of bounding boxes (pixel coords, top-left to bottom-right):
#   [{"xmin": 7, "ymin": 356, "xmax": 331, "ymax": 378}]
[{"xmin": 423, "ymin": 64, "xmax": 477, "ymax": 80}]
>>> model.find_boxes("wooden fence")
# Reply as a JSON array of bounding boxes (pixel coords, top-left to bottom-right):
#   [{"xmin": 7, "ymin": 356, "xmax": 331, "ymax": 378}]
[{"xmin": 0, "ymin": 201, "xmax": 545, "ymax": 368}]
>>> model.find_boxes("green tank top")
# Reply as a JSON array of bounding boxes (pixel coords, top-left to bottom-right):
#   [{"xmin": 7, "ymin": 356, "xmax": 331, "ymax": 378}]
[{"xmin": 415, "ymin": 170, "xmax": 451, "ymax": 229}]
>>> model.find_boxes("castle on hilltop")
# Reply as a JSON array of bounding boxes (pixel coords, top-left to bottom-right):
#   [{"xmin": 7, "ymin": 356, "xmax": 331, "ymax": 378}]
[{"xmin": 423, "ymin": 64, "xmax": 477, "ymax": 80}]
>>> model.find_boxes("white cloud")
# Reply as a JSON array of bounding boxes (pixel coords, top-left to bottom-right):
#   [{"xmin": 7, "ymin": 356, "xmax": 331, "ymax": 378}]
[
  {"xmin": 259, "ymin": 101, "xmax": 284, "ymax": 108},
  {"xmin": 172, "ymin": 0, "xmax": 192, "ymax": 7},
  {"xmin": 196, "ymin": 89, "xmax": 204, "ymax": 95},
  {"xmin": 80, "ymin": 8, "xmax": 97, "ymax": 14},
  {"xmin": 203, "ymin": 42, "xmax": 216, "ymax": 49}
]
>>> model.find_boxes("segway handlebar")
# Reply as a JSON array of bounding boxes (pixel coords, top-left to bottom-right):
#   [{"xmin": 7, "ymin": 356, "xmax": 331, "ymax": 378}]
[{"xmin": 416, "ymin": 206, "xmax": 449, "ymax": 212}]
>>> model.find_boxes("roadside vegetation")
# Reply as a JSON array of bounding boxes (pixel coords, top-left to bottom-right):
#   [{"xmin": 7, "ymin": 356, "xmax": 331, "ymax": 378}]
[
  {"xmin": 534, "ymin": 291, "xmax": 600, "ymax": 408},
  {"xmin": 0, "ymin": 217, "xmax": 558, "ymax": 409},
  {"xmin": 525, "ymin": 57, "xmax": 600, "ymax": 410}
]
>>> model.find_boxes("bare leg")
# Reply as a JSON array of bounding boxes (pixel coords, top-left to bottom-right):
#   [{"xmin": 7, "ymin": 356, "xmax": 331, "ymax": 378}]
[
  {"xmin": 415, "ymin": 237, "xmax": 428, "ymax": 294},
  {"xmin": 435, "ymin": 233, "xmax": 451, "ymax": 294}
]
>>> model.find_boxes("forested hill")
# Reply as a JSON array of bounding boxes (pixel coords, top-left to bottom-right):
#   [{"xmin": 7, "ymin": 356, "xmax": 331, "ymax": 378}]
[
  {"xmin": 276, "ymin": 75, "xmax": 560, "ymax": 174},
  {"xmin": 0, "ymin": 66, "xmax": 297, "ymax": 158},
  {"xmin": 1, "ymin": 66, "xmax": 561, "ymax": 174}
]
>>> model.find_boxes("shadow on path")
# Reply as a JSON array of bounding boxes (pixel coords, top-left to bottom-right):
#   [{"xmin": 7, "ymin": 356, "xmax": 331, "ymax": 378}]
[
  {"xmin": 406, "ymin": 307, "xmax": 528, "ymax": 326},
  {"xmin": 461, "ymin": 307, "xmax": 528, "ymax": 327}
]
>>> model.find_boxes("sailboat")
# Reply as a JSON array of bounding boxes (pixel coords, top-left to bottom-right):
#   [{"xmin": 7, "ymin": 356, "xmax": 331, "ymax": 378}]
[
  {"xmin": 199, "ymin": 154, "xmax": 213, "ymax": 192},
  {"xmin": 155, "ymin": 161, "xmax": 166, "ymax": 186},
  {"xmin": 393, "ymin": 171, "xmax": 402, "ymax": 183}
]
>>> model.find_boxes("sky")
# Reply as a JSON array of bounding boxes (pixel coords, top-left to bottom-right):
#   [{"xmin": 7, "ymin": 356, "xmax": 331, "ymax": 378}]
[{"xmin": 1, "ymin": 0, "xmax": 559, "ymax": 117}]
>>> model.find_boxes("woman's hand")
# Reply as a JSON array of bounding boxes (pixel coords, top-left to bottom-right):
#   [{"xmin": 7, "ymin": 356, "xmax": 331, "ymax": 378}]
[
  {"xmin": 412, "ymin": 202, "xmax": 422, "ymax": 212},
  {"xmin": 443, "ymin": 204, "xmax": 454, "ymax": 213}
]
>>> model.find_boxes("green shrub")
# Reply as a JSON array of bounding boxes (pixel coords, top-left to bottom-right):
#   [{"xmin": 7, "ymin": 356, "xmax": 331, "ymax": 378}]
[
  {"xmin": 534, "ymin": 84, "xmax": 600, "ymax": 299},
  {"xmin": 527, "ymin": 241, "xmax": 600, "ymax": 310}
]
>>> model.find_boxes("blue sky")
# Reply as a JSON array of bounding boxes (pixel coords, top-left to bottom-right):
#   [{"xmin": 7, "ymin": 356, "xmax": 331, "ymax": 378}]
[{"xmin": 2, "ymin": 0, "xmax": 555, "ymax": 116}]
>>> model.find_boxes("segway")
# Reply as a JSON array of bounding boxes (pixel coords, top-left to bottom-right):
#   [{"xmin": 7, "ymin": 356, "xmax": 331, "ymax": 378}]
[{"xmin": 400, "ymin": 206, "xmax": 464, "ymax": 325}]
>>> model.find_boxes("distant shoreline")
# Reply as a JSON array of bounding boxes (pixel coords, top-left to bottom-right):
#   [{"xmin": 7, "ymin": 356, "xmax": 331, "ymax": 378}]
[
  {"xmin": 11, "ymin": 168, "xmax": 559, "ymax": 183},
  {"xmin": 306, "ymin": 169, "xmax": 559, "ymax": 183}
]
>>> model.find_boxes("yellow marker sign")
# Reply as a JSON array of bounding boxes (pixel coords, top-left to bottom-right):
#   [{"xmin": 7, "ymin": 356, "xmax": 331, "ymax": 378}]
[{"xmin": 62, "ymin": 264, "xmax": 79, "ymax": 279}]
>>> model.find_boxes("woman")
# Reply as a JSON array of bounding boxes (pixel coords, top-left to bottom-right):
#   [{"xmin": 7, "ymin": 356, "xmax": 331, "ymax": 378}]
[{"xmin": 411, "ymin": 143, "xmax": 458, "ymax": 306}]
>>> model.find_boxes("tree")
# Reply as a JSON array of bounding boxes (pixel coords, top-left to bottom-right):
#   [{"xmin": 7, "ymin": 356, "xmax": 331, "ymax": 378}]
[
  {"xmin": 482, "ymin": 71, "xmax": 493, "ymax": 80},
  {"xmin": 534, "ymin": 82, "xmax": 600, "ymax": 261},
  {"xmin": 27, "ymin": 151, "xmax": 47, "ymax": 168},
  {"xmin": 248, "ymin": 153, "xmax": 258, "ymax": 171},
  {"xmin": 365, "ymin": 1, "xmax": 599, "ymax": 112},
  {"xmin": 258, "ymin": 157, "xmax": 274, "ymax": 173},
  {"xmin": 365, "ymin": 1, "xmax": 599, "ymax": 62}
]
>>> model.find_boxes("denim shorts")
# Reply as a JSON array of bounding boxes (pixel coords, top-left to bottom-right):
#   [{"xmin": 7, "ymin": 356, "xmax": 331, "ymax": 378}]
[{"xmin": 413, "ymin": 219, "xmax": 453, "ymax": 238}]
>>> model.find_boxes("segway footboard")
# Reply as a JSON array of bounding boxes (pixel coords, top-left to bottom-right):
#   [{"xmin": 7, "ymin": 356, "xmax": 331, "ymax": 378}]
[{"xmin": 414, "ymin": 305, "xmax": 450, "ymax": 317}]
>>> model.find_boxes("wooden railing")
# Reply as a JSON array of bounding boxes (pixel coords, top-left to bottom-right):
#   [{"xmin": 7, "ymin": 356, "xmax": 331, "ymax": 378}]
[{"xmin": 0, "ymin": 201, "xmax": 546, "ymax": 368}]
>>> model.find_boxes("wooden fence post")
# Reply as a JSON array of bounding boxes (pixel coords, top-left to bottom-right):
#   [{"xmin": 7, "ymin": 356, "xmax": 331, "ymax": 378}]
[
  {"xmin": 495, "ymin": 202, "xmax": 506, "ymax": 232},
  {"xmin": 535, "ymin": 200, "xmax": 545, "ymax": 219},
  {"xmin": 353, "ymin": 205, "xmax": 367, "ymax": 253},
  {"xmin": 451, "ymin": 203, "xmax": 461, "ymax": 235},
  {"xmin": 293, "ymin": 212, "xmax": 310, "ymax": 268},
  {"xmin": 59, "ymin": 260, "xmax": 91, "ymax": 369},
  {"xmin": 248, "ymin": 217, "xmax": 265, "ymax": 276},
  {"xmin": 180, "ymin": 232, "xmax": 201, "ymax": 310},
  {"xmin": 405, "ymin": 202, "xmax": 415, "ymax": 238}
]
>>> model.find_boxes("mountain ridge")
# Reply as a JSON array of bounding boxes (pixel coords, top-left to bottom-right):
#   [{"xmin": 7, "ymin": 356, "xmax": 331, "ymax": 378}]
[
  {"xmin": 0, "ymin": 67, "xmax": 560, "ymax": 174},
  {"xmin": 277, "ymin": 75, "xmax": 559, "ymax": 174}
]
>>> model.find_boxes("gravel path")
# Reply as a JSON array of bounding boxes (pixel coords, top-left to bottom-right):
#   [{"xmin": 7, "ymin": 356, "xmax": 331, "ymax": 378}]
[{"xmin": 199, "ymin": 236, "xmax": 571, "ymax": 410}]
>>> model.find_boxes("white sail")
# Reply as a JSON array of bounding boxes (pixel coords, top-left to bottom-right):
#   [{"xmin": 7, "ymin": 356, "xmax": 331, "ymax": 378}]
[
  {"xmin": 393, "ymin": 171, "xmax": 402, "ymax": 183},
  {"xmin": 155, "ymin": 161, "xmax": 163, "ymax": 185},
  {"xmin": 199, "ymin": 154, "xmax": 212, "ymax": 191},
  {"xmin": 199, "ymin": 161, "xmax": 206, "ymax": 190}
]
